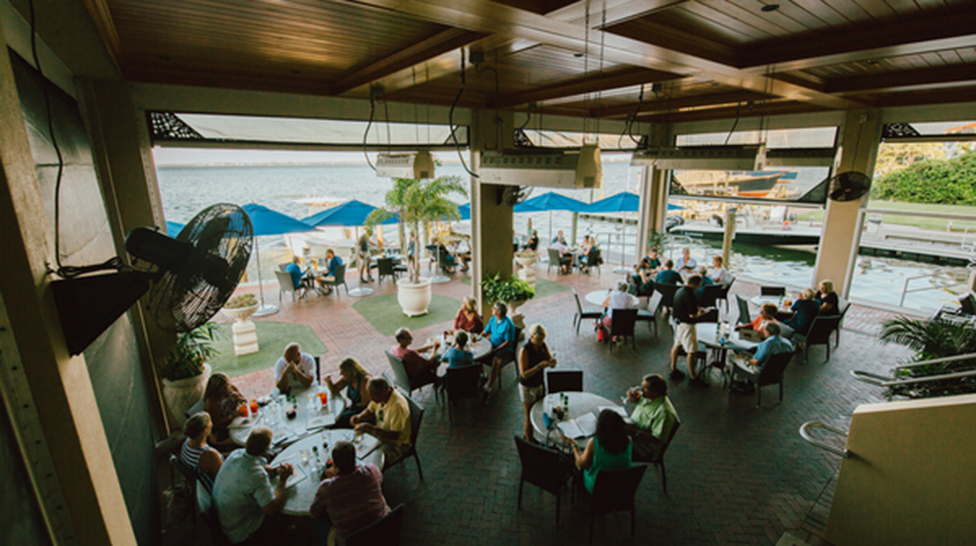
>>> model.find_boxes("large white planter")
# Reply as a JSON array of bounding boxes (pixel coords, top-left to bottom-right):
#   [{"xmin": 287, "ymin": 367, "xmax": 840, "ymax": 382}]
[
  {"xmin": 507, "ymin": 299, "xmax": 529, "ymax": 329},
  {"xmin": 162, "ymin": 363, "xmax": 211, "ymax": 431},
  {"xmin": 398, "ymin": 278, "xmax": 433, "ymax": 317},
  {"xmin": 515, "ymin": 255, "xmax": 538, "ymax": 269},
  {"xmin": 222, "ymin": 304, "xmax": 260, "ymax": 355},
  {"xmin": 222, "ymin": 303, "xmax": 259, "ymax": 322}
]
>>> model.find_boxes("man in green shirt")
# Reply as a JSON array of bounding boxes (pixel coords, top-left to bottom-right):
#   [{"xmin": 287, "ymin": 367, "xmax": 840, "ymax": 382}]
[{"xmin": 624, "ymin": 374, "xmax": 679, "ymax": 461}]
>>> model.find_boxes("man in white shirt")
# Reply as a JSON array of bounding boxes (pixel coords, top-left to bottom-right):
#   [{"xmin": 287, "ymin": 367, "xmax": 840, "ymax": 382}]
[
  {"xmin": 675, "ymin": 247, "xmax": 697, "ymax": 274},
  {"xmin": 550, "ymin": 239, "xmax": 573, "ymax": 274},
  {"xmin": 274, "ymin": 342, "xmax": 316, "ymax": 394}
]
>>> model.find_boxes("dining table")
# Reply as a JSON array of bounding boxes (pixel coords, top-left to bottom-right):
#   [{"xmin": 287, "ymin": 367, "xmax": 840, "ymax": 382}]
[
  {"xmin": 584, "ymin": 288, "xmax": 614, "ymax": 307},
  {"xmin": 428, "ymin": 331, "xmax": 494, "ymax": 361},
  {"xmin": 529, "ymin": 391, "xmax": 627, "ymax": 447},
  {"xmin": 695, "ymin": 321, "xmax": 761, "ymax": 387},
  {"xmin": 228, "ymin": 386, "xmax": 346, "ymax": 448},
  {"xmin": 269, "ymin": 428, "xmax": 385, "ymax": 516}
]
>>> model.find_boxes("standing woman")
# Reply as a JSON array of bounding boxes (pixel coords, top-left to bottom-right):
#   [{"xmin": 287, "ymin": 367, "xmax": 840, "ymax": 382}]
[
  {"xmin": 454, "ymin": 296, "xmax": 484, "ymax": 334},
  {"xmin": 324, "ymin": 357, "xmax": 373, "ymax": 429},
  {"xmin": 202, "ymin": 372, "xmax": 246, "ymax": 449},
  {"xmin": 816, "ymin": 279, "xmax": 840, "ymax": 316},
  {"xmin": 357, "ymin": 231, "xmax": 375, "ymax": 284},
  {"xmin": 570, "ymin": 409, "xmax": 632, "ymax": 493},
  {"xmin": 518, "ymin": 324, "xmax": 556, "ymax": 443}
]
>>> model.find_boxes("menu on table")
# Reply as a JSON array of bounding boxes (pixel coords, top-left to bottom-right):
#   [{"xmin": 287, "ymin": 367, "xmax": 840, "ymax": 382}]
[
  {"xmin": 353, "ymin": 434, "xmax": 381, "ymax": 460},
  {"xmin": 557, "ymin": 412, "xmax": 598, "ymax": 439},
  {"xmin": 306, "ymin": 411, "xmax": 336, "ymax": 430}
]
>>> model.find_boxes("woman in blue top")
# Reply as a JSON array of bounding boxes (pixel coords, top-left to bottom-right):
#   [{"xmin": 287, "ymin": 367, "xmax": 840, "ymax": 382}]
[
  {"xmin": 570, "ymin": 409, "xmax": 632, "ymax": 493},
  {"xmin": 443, "ymin": 331, "xmax": 475, "ymax": 369},
  {"xmin": 324, "ymin": 357, "xmax": 373, "ymax": 429}
]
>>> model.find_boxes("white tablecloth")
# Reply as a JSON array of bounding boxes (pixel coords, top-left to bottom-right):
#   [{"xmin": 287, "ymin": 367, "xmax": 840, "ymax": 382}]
[
  {"xmin": 228, "ymin": 386, "xmax": 346, "ymax": 447},
  {"xmin": 529, "ymin": 392, "xmax": 622, "ymax": 446}
]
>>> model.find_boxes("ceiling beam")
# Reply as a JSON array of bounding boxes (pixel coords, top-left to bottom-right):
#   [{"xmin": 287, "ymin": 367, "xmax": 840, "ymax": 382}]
[
  {"xmin": 740, "ymin": 6, "xmax": 976, "ymax": 72},
  {"xmin": 621, "ymin": 90, "xmax": 773, "ymax": 119},
  {"xmin": 496, "ymin": 67, "xmax": 683, "ymax": 108},
  {"xmin": 332, "ymin": 28, "xmax": 489, "ymax": 95},
  {"xmin": 638, "ymin": 101, "xmax": 829, "ymax": 124},
  {"xmin": 824, "ymin": 64, "xmax": 976, "ymax": 94},
  {"xmin": 79, "ymin": 0, "xmax": 122, "ymax": 73},
  {"xmin": 870, "ymin": 85, "xmax": 976, "ymax": 109}
]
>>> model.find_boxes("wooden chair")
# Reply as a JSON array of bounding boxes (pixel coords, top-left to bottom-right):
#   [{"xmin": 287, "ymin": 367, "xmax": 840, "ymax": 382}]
[
  {"xmin": 514, "ymin": 436, "xmax": 575, "ymax": 524},
  {"xmin": 583, "ymin": 465, "xmax": 647, "ymax": 543},
  {"xmin": 731, "ymin": 351, "xmax": 793, "ymax": 407},
  {"xmin": 636, "ymin": 291, "xmax": 662, "ymax": 337},
  {"xmin": 572, "ymin": 289, "xmax": 602, "ymax": 335},
  {"xmin": 546, "ymin": 370, "xmax": 583, "ymax": 393},
  {"xmin": 384, "ymin": 392, "xmax": 425, "ymax": 481},
  {"xmin": 736, "ymin": 294, "xmax": 751, "ymax": 324},
  {"xmin": 274, "ymin": 270, "xmax": 302, "ymax": 303},
  {"xmin": 609, "ymin": 308, "xmax": 638, "ymax": 353},
  {"xmin": 384, "ymin": 351, "xmax": 439, "ymax": 402},
  {"xmin": 632, "ymin": 420, "xmax": 681, "ymax": 493},
  {"xmin": 345, "ymin": 505, "xmax": 405, "ymax": 546},
  {"xmin": 803, "ymin": 316, "xmax": 841, "ymax": 363},
  {"xmin": 445, "ymin": 366, "xmax": 481, "ymax": 423},
  {"xmin": 319, "ymin": 263, "xmax": 348, "ymax": 297}
]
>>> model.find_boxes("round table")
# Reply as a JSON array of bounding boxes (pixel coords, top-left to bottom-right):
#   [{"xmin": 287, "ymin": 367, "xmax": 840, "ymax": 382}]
[
  {"xmin": 529, "ymin": 392, "xmax": 623, "ymax": 446},
  {"xmin": 228, "ymin": 386, "xmax": 346, "ymax": 447},
  {"xmin": 429, "ymin": 331, "xmax": 494, "ymax": 361},
  {"xmin": 585, "ymin": 289, "xmax": 613, "ymax": 307},
  {"xmin": 269, "ymin": 429, "xmax": 385, "ymax": 516}
]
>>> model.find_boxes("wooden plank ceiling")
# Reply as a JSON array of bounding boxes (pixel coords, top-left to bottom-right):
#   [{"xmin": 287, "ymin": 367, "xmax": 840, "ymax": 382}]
[{"xmin": 82, "ymin": 0, "xmax": 976, "ymax": 123}]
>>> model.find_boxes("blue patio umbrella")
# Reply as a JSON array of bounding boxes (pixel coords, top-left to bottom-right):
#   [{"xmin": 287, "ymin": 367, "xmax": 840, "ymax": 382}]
[
  {"xmin": 302, "ymin": 199, "xmax": 398, "ymax": 227},
  {"xmin": 242, "ymin": 203, "xmax": 316, "ymax": 316},
  {"xmin": 513, "ymin": 192, "xmax": 588, "ymax": 244},
  {"xmin": 457, "ymin": 203, "xmax": 471, "ymax": 221},
  {"xmin": 165, "ymin": 221, "xmax": 185, "ymax": 237},
  {"xmin": 584, "ymin": 192, "xmax": 684, "ymax": 213}
]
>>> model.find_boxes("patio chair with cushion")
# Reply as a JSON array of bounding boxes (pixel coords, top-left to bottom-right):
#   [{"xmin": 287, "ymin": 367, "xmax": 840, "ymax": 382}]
[
  {"xmin": 319, "ymin": 263, "xmax": 348, "ymax": 297},
  {"xmin": 609, "ymin": 308, "xmax": 638, "ymax": 353},
  {"xmin": 573, "ymin": 289, "xmax": 602, "ymax": 335},
  {"xmin": 345, "ymin": 505, "xmax": 404, "ymax": 546},
  {"xmin": 384, "ymin": 351, "xmax": 439, "ymax": 403},
  {"xmin": 582, "ymin": 464, "xmax": 647, "ymax": 543},
  {"xmin": 383, "ymin": 392, "xmax": 425, "ymax": 481},
  {"xmin": 514, "ymin": 436, "xmax": 575, "ymax": 524},
  {"xmin": 730, "ymin": 351, "xmax": 793, "ymax": 408},
  {"xmin": 736, "ymin": 294, "xmax": 751, "ymax": 324},
  {"xmin": 802, "ymin": 315, "xmax": 841, "ymax": 363},
  {"xmin": 545, "ymin": 370, "xmax": 583, "ymax": 394},
  {"xmin": 636, "ymin": 291, "xmax": 662, "ymax": 337},
  {"xmin": 274, "ymin": 270, "xmax": 302, "ymax": 303}
]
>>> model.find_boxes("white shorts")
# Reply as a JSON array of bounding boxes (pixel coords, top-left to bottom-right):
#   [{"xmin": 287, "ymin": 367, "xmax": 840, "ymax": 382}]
[
  {"xmin": 673, "ymin": 322, "xmax": 698, "ymax": 353},
  {"xmin": 519, "ymin": 383, "xmax": 545, "ymax": 405}
]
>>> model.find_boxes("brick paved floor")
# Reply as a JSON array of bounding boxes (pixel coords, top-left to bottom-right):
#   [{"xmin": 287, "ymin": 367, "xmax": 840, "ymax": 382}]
[{"xmin": 162, "ymin": 264, "xmax": 913, "ymax": 546}]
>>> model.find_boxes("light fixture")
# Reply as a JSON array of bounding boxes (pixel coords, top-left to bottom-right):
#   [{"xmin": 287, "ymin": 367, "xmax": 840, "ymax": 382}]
[
  {"xmin": 631, "ymin": 144, "xmax": 767, "ymax": 171},
  {"xmin": 761, "ymin": 3, "xmax": 780, "ymax": 12},
  {"xmin": 480, "ymin": 145, "xmax": 602, "ymax": 189},
  {"xmin": 375, "ymin": 150, "xmax": 435, "ymax": 179}
]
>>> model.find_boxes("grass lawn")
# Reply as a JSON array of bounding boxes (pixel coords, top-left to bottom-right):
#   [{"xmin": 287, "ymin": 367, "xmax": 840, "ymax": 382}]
[
  {"xmin": 352, "ymin": 293, "xmax": 461, "ymax": 337},
  {"xmin": 210, "ymin": 321, "xmax": 327, "ymax": 378},
  {"xmin": 796, "ymin": 200, "xmax": 976, "ymax": 231}
]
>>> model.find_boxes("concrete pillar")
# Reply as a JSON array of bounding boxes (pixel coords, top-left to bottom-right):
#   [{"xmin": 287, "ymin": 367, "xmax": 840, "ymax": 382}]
[
  {"xmin": 470, "ymin": 108, "xmax": 515, "ymax": 313},
  {"xmin": 636, "ymin": 123, "xmax": 670, "ymax": 262},
  {"xmin": 0, "ymin": 33, "xmax": 136, "ymax": 546},
  {"xmin": 76, "ymin": 78, "xmax": 172, "ymax": 434},
  {"xmin": 813, "ymin": 110, "xmax": 881, "ymax": 298}
]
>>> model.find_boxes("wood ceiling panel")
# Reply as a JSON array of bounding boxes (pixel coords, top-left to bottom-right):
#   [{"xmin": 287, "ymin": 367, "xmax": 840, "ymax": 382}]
[
  {"xmin": 491, "ymin": 0, "xmax": 579, "ymax": 15},
  {"xmin": 918, "ymin": 51, "xmax": 947, "ymax": 67},
  {"xmin": 957, "ymin": 47, "xmax": 976, "ymax": 62},
  {"xmin": 677, "ymin": 2, "xmax": 775, "ymax": 42},
  {"xmin": 788, "ymin": 0, "xmax": 851, "ymax": 27},
  {"xmin": 725, "ymin": 0, "xmax": 823, "ymax": 32},
  {"xmin": 853, "ymin": 0, "xmax": 898, "ymax": 19},
  {"xmin": 820, "ymin": 0, "xmax": 873, "ymax": 22},
  {"xmin": 698, "ymin": 0, "xmax": 803, "ymax": 36}
]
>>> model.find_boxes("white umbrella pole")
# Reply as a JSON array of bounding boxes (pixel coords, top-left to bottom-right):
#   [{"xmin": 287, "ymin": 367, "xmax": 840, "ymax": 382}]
[{"xmin": 253, "ymin": 238, "xmax": 279, "ymax": 316}]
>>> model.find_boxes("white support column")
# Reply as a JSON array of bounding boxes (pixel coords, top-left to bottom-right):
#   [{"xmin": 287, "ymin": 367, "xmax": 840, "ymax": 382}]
[{"xmin": 636, "ymin": 123, "xmax": 670, "ymax": 261}]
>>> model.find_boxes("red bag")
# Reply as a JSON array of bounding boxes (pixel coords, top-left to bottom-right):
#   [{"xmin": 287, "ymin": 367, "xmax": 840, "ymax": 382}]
[{"xmin": 597, "ymin": 326, "xmax": 607, "ymax": 342}]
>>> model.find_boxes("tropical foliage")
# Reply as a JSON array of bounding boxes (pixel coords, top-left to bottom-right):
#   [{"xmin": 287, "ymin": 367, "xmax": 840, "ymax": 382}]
[
  {"xmin": 367, "ymin": 175, "xmax": 467, "ymax": 284},
  {"xmin": 871, "ymin": 150, "xmax": 976, "ymax": 205},
  {"xmin": 157, "ymin": 322, "xmax": 221, "ymax": 381},
  {"xmin": 481, "ymin": 274, "xmax": 535, "ymax": 305},
  {"xmin": 878, "ymin": 315, "xmax": 976, "ymax": 399}
]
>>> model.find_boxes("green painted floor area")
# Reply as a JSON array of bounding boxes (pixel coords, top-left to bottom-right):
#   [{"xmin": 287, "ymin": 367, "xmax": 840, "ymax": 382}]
[
  {"xmin": 209, "ymin": 321, "xmax": 327, "ymax": 378},
  {"xmin": 460, "ymin": 275, "xmax": 570, "ymax": 299},
  {"xmin": 352, "ymin": 293, "xmax": 461, "ymax": 337}
]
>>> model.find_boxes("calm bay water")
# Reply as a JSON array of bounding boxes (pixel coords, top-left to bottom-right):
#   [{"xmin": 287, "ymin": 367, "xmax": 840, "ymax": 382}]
[{"xmin": 155, "ymin": 161, "xmax": 969, "ymax": 312}]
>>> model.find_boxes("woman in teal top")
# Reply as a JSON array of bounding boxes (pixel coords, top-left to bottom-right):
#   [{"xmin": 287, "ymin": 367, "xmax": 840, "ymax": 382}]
[{"xmin": 570, "ymin": 409, "xmax": 632, "ymax": 493}]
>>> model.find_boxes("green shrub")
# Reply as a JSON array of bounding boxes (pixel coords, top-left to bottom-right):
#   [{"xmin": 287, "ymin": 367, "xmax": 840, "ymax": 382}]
[
  {"xmin": 480, "ymin": 274, "xmax": 535, "ymax": 305},
  {"xmin": 872, "ymin": 151, "xmax": 976, "ymax": 205}
]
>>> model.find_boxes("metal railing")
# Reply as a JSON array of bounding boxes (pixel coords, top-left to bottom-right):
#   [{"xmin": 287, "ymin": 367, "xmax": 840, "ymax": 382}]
[
  {"xmin": 799, "ymin": 422, "xmax": 850, "ymax": 458},
  {"xmin": 594, "ymin": 231, "xmax": 640, "ymax": 266},
  {"xmin": 851, "ymin": 353, "xmax": 976, "ymax": 401},
  {"xmin": 898, "ymin": 272, "xmax": 968, "ymax": 307}
]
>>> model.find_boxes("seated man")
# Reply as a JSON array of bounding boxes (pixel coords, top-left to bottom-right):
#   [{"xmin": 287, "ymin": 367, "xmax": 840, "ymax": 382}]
[
  {"xmin": 479, "ymin": 302, "xmax": 517, "ymax": 399},
  {"xmin": 310, "ymin": 441, "xmax": 390, "ymax": 545},
  {"xmin": 644, "ymin": 248, "xmax": 662, "ymax": 271},
  {"xmin": 391, "ymin": 328, "xmax": 441, "ymax": 385},
  {"xmin": 654, "ymin": 260, "xmax": 683, "ymax": 286},
  {"xmin": 316, "ymin": 248, "xmax": 343, "ymax": 295},
  {"xmin": 732, "ymin": 322, "xmax": 793, "ymax": 373},
  {"xmin": 736, "ymin": 302, "xmax": 780, "ymax": 340},
  {"xmin": 285, "ymin": 255, "xmax": 308, "ymax": 292},
  {"xmin": 212, "ymin": 427, "xmax": 293, "ymax": 545},
  {"xmin": 675, "ymin": 247, "xmax": 697, "ymax": 274},
  {"xmin": 274, "ymin": 342, "xmax": 315, "ymax": 394},
  {"xmin": 551, "ymin": 230, "xmax": 567, "ymax": 245},
  {"xmin": 351, "ymin": 377, "xmax": 412, "ymax": 466},
  {"xmin": 549, "ymin": 239, "xmax": 573, "ymax": 274},
  {"xmin": 624, "ymin": 374, "xmax": 679, "ymax": 462},
  {"xmin": 453, "ymin": 238, "xmax": 472, "ymax": 271}
]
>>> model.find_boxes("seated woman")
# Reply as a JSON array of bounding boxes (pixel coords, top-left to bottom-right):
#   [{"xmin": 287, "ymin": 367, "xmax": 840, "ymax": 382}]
[
  {"xmin": 180, "ymin": 412, "xmax": 223, "ymax": 501},
  {"xmin": 454, "ymin": 296, "xmax": 484, "ymax": 334},
  {"xmin": 633, "ymin": 256, "xmax": 656, "ymax": 296},
  {"xmin": 568, "ymin": 409, "xmax": 632, "ymax": 493},
  {"xmin": 522, "ymin": 230, "xmax": 540, "ymax": 252},
  {"xmin": 579, "ymin": 235, "xmax": 602, "ymax": 274},
  {"xmin": 816, "ymin": 279, "xmax": 840, "ymax": 316},
  {"xmin": 736, "ymin": 302, "xmax": 780, "ymax": 340},
  {"xmin": 202, "ymin": 372, "xmax": 246, "ymax": 449},
  {"xmin": 434, "ymin": 239, "xmax": 457, "ymax": 273},
  {"xmin": 784, "ymin": 288, "xmax": 820, "ymax": 336},
  {"xmin": 443, "ymin": 331, "xmax": 476, "ymax": 369},
  {"xmin": 325, "ymin": 357, "xmax": 373, "ymax": 429},
  {"xmin": 600, "ymin": 281, "xmax": 639, "ymax": 339}
]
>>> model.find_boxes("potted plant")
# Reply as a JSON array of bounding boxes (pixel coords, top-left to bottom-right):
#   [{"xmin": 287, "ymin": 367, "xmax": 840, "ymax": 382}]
[
  {"xmin": 878, "ymin": 315, "xmax": 976, "ymax": 399},
  {"xmin": 222, "ymin": 293, "xmax": 259, "ymax": 322},
  {"xmin": 481, "ymin": 274, "xmax": 536, "ymax": 327},
  {"xmin": 367, "ymin": 175, "xmax": 467, "ymax": 316},
  {"xmin": 157, "ymin": 322, "xmax": 221, "ymax": 429},
  {"xmin": 514, "ymin": 248, "xmax": 539, "ymax": 269}
]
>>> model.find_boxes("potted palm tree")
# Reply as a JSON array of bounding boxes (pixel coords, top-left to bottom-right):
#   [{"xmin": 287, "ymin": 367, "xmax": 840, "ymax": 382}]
[{"xmin": 368, "ymin": 175, "xmax": 467, "ymax": 316}]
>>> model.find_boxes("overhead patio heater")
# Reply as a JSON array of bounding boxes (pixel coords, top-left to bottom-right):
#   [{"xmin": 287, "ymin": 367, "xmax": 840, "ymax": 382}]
[
  {"xmin": 375, "ymin": 150, "xmax": 435, "ymax": 179},
  {"xmin": 479, "ymin": 144, "xmax": 602, "ymax": 189},
  {"xmin": 631, "ymin": 144, "xmax": 767, "ymax": 171}
]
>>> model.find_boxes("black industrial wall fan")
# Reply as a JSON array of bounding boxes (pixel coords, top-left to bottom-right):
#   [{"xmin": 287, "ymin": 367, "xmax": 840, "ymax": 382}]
[
  {"xmin": 828, "ymin": 171, "xmax": 872, "ymax": 202},
  {"xmin": 51, "ymin": 203, "xmax": 253, "ymax": 355}
]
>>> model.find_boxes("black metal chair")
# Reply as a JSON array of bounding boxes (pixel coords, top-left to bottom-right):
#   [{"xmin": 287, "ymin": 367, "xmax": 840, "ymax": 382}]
[
  {"xmin": 313, "ymin": 355, "xmax": 321, "ymax": 383},
  {"xmin": 834, "ymin": 296, "xmax": 851, "ymax": 347},
  {"xmin": 581, "ymin": 248, "xmax": 602, "ymax": 275},
  {"xmin": 168, "ymin": 454, "xmax": 200, "ymax": 528},
  {"xmin": 655, "ymin": 283, "xmax": 680, "ymax": 316},
  {"xmin": 345, "ymin": 504, "xmax": 405, "ymax": 546},
  {"xmin": 736, "ymin": 294, "xmax": 751, "ymax": 324},
  {"xmin": 384, "ymin": 351, "xmax": 439, "ymax": 402},
  {"xmin": 572, "ymin": 289, "xmax": 602, "ymax": 335},
  {"xmin": 731, "ymin": 351, "xmax": 793, "ymax": 408},
  {"xmin": 384, "ymin": 391, "xmax": 425, "ymax": 481},
  {"xmin": 546, "ymin": 370, "xmax": 583, "ymax": 394},
  {"xmin": 492, "ymin": 327, "xmax": 522, "ymax": 391},
  {"xmin": 631, "ymin": 420, "xmax": 681, "ymax": 493},
  {"xmin": 609, "ymin": 308, "xmax": 638, "ymax": 353},
  {"xmin": 803, "ymin": 316, "xmax": 841, "ymax": 363},
  {"xmin": 698, "ymin": 284, "xmax": 723, "ymax": 308},
  {"xmin": 636, "ymin": 291, "xmax": 662, "ymax": 337},
  {"xmin": 376, "ymin": 257, "xmax": 400, "ymax": 285},
  {"xmin": 760, "ymin": 286, "xmax": 786, "ymax": 297},
  {"xmin": 583, "ymin": 465, "xmax": 647, "ymax": 543},
  {"xmin": 445, "ymin": 366, "xmax": 481, "ymax": 423},
  {"xmin": 716, "ymin": 276, "xmax": 734, "ymax": 313},
  {"xmin": 514, "ymin": 436, "xmax": 575, "ymax": 524},
  {"xmin": 319, "ymin": 263, "xmax": 348, "ymax": 297}
]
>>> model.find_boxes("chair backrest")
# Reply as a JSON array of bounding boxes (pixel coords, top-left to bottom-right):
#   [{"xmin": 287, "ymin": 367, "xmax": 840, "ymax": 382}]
[
  {"xmin": 446, "ymin": 366, "xmax": 481, "ymax": 402},
  {"xmin": 806, "ymin": 316, "xmax": 841, "ymax": 345},
  {"xmin": 404, "ymin": 392, "xmax": 424, "ymax": 448},
  {"xmin": 761, "ymin": 286, "xmax": 786, "ymax": 297},
  {"xmin": 656, "ymin": 420, "xmax": 681, "ymax": 462},
  {"xmin": 548, "ymin": 248, "xmax": 561, "ymax": 264},
  {"xmin": 437, "ymin": 249, "xmax": 453, "ymax": 267},
  {"xmin": 314, "ymin": 355, "xmax": 321, "ymax": 383},
  {"xmin": 836, "ymin": 296, "xmax": 851, "ymax": 319},
  {"xmin": 758, "ymin": 351, "xmax": 792, "ymax": 385},
  {"xmin": 546, "ymin": 370, "xmax": 583, "ymax": 394},
  {"xmin": 736, "ymin": 294, "xmax": 751, "ymax": 324},
  {"xmin": 278, "ymin": 262, "xmax": 290, "ymax": 271},
  {"xmin": 275, "ymin": 270, "xmax": 298, "ymax": 291},
  {"xmin": 333, "ymin": 263, "xmax": 347, "ymax": 283},
  {"xmin": 514, "ymin": 436, "xmax": 573, "ymax": 495},
  {"xmin": 573, "ymin": 289, "xmax": 584, "ymax": 314},
  {"xmin": 699, "ymin": 284, "xmax": 723, "ymax": 307},
  {"xmin": 345, "ymin": 504, "xmax": 405, "ymax": 546},
  {"xmin": 610, "ymin": 308, "xmax": 638, "ymax": 336},
  {"xmin": 647, "ymin": 291, "xmax": 663, "ymax": 316},
  {"xmin": 587, "ymin": 248, "xmax": 601, "ymax": 264},
  {"xmin": 377, "ymin": 257, "xmax": 394, "ymax": 276},
  {"xmin": 168, "ymin": 454, "xmax": 199, "ymax": 514},
  {"xmin": 656, "ymin": 283, "xmax": 679, "ymax": 308},
  {"xmin": 384, "ymin": 351, "xmax": 412, "ymax": 393},
  {"xmin": 590, "ymin": 464, "xmax": 647, "ymax": 515},
  {"xmin": 185, "ymin": 398, "xmax": 205, "ymax": 419}
]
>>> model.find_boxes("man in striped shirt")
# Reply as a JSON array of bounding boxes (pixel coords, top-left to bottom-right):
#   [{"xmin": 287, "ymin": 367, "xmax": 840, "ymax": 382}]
[{"xmin": 310, "ymin": 441, "xmax": 389, "ymax": 543}]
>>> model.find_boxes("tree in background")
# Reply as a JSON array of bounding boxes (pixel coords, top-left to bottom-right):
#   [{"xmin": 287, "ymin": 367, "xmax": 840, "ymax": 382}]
[{"xmin": 871, "ymin": 149, "xmax": 976, "ymax": 205}]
